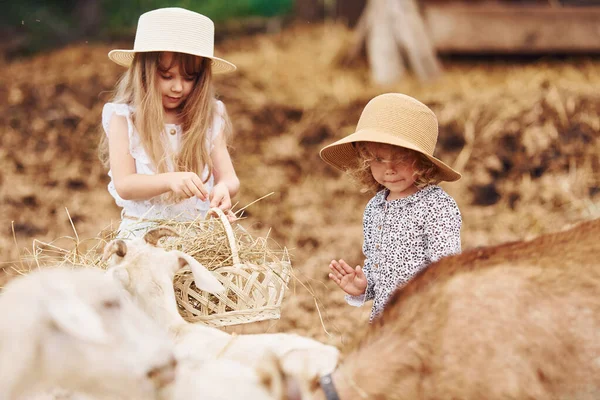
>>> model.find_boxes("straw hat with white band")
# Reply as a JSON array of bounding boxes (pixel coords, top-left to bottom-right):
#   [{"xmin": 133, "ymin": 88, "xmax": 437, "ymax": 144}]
[
  {"xmin": 320, "ymin": 93, "xmax": 461, "ymax": 182},
  {"xmin": 108, "ymin": 7, "xmax": 236, "ymax": 74}
]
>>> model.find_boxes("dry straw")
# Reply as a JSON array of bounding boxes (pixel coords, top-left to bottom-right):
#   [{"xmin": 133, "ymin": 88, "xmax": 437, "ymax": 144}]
[
  {"xmin": 15, "ymin": 207, "xmax": 292, "ymax": 328},
  {"xmin": 167, "ymin": 208, "xmax": 292, "ymax": 327}
]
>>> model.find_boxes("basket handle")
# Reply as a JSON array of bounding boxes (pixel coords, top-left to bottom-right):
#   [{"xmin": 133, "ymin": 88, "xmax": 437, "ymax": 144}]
[{"xmin": 205, "ymin": 207, "xmax": 241, "ymax": 267}]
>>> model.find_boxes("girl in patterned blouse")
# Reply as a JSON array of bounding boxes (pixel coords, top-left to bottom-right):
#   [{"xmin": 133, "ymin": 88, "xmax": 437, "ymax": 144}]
[{"xmin": 319, "ymin": 93, "xmax": 463, "ymax": 322}]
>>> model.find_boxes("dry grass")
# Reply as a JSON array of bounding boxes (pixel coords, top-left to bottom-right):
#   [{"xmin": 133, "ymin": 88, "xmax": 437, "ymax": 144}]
[{"xmin": 1, "ymin": 21, "xmax": 599, "ymax": 343}]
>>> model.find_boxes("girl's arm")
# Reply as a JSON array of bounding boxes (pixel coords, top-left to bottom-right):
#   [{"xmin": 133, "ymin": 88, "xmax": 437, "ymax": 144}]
[
  {"xmin": 362, "ymin": 262, "xmax": 376, "ymax": 301},
  {"xmin": 108, "ymin": 115, "xmax": 206, "ymax": 201},
  {"xmin": 424, "ymin": 194, "xmax": 462, "ymax": 263},
  {"xmin": 209, "ymin": 132, "xmax": 240, "ymax": 209}
]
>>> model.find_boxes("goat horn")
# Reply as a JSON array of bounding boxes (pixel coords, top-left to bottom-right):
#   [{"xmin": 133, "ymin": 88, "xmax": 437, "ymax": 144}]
[
  {"xmin": 143, "ymin": 227, "xmax": 180, "ymax": 246},
  {"xmin": 102, "ymin": 239, "xmax": 127, "ymax": 262}
]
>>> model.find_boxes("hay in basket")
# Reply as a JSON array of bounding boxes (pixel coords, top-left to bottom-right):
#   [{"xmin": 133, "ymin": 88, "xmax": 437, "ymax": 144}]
[
  {"xmin": 161, "ymin": 207, "xmax": 292, "ymax": 327},
  {"xmin": 16, "ymin": 207, "xmax": 292, "ymax": 328}
]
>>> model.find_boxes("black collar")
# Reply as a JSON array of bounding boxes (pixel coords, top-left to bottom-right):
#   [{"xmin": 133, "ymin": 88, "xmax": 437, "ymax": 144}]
[{"xmin": 319, "ymin": 373, "xmax": 341, "ymax": 400}]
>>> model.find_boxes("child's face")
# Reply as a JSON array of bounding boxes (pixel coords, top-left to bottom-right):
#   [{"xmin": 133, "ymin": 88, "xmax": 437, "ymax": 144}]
[
  {"xmin": 156, "ymin": 52, "xmax": 197, "ymax": 112},
  {"xmin": 365, "ymin": 143, "xmax": 419, "ymax": 200}
]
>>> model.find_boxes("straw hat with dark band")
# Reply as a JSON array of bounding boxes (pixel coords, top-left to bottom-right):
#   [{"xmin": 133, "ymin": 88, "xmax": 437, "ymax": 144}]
[
  {"xmin": 319, "ymin": 93, "xmax": 461, "ymax": 182},
  {"xmin": 108, "ymin": 7, "xmax": 236, "ymax": 74}
]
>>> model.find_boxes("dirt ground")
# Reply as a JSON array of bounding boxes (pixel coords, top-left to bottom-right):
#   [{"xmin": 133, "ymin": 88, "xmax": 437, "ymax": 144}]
[{"xmin": 1, "ymin": 23, "xmax": 599, "ymax": 350}]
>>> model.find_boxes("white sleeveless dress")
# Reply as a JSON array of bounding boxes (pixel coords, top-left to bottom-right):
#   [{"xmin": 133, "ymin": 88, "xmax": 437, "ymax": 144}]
[{"xmin": 102, "ymin": 101, "xmax": 225, "ymax": 238}]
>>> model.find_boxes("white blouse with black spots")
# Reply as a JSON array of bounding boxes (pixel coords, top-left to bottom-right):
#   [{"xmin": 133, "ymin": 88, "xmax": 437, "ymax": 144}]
[{"xmin": 346, "ymin": 185, "xmax": 462, "ymax": 321}]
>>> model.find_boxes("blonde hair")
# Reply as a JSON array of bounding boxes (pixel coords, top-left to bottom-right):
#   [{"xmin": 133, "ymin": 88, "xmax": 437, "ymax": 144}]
[
  {"xmin": 98, "ymin": 51, "xmax": 231, "ymax": 182},
  {"xmin": 347, "ymin": 142, "xmax": 440, "ymax": 194}
]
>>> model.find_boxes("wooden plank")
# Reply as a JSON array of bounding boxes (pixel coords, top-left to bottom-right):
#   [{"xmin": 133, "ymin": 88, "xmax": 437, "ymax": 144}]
[{"xmin": 424, "ymin": 5, "xmax": 600, "ymax": 53}]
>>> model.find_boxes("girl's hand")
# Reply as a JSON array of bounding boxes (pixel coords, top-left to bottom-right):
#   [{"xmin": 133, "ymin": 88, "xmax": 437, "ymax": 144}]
[
  {"xmin": 209, "ymin": 183, "xmax": 232, "ymax": 212},
  {"xmin": 328, "ymin": 259, "xmax": 367, "ymax": 296},
  {"xmin": 224, "ymin": 210, "xmax": 238, "ymax": 223},
  {"xmin": 165, "ymin": 172, "xmax": 207, "ymax": 200}
]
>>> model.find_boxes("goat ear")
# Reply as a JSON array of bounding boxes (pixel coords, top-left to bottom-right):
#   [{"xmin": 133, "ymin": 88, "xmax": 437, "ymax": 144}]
[
  {"xmin": 107, "ymin": 266, "xmax": 130, "ymax": 288},
  {"xmin": 46, "ymin": 284, "xmax": 108, "ymax": 344},
  {"xmin": 174, "ymin": 251, "xmax": 225, "ymax": 294}
]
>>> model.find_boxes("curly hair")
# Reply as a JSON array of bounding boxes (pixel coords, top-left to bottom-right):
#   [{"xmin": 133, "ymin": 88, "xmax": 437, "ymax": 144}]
[{"xmin": 346, "ymin": 142, "xmax": 441, "ymax": 194}]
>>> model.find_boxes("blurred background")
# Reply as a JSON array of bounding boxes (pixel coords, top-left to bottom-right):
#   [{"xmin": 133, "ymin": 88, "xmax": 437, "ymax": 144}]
[{"xmin": 1, "ymin": 0, "xmax": 599, "ymax": 347}]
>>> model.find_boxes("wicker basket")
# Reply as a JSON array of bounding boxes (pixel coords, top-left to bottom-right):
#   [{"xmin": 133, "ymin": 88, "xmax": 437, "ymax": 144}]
[{"xmin": 173, "ymin": 208, "xmax": 292, "ymax": 327}]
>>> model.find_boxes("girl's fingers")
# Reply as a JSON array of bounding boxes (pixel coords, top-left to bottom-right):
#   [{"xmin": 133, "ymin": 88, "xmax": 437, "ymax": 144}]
[
  {"xmin": 192, "ymin": 175, "xmax": 208, "ymax": 199},
  {"xmin": 197, "ymin": 186, "xmax": 208, "ymax": 200},
  {"xmin": 181, "ymin": 186, "xmax": 193, "ymax": 198},
  {"xmin": 328, "ymin": 264, "xmax": 342, "ymax": 280},
  {"xmin": 328, "ymin": 263, "xmax": 338, "ymax": 276},
  {"xmin": 186, "ymin": 181, "xmax": 202, "ymax": 198},
  {"xmin": 209, "ymin": 194, "xmax": 217, "ymax": 207},
  {"xmin": 226, "ymin": 210, "xmax": 238, "ymax": 222},
  {"xmin": 328, "ymin": 273, "xmax": 341, "ymax": 286},
  {"xmin": 355, "ymin": 265, "xmax": 365, "ymax": 278},
  {"xmin": 330, "ymin": 261, "xmax": 346, "ymax": 276},
  {"xmin": 187, "ymin": 181, "xmax": 205, "ymax": 200},
  {"xmin": 219, "ymin": 198, "xmax": 231, "ymax": 210},
  {"xmin": 210, "ymin": 193, "xmax": 223, "ymax": 208},
  {"xmin": 338, "ymin": 259, "xmax": 355, "ymax": 275}
]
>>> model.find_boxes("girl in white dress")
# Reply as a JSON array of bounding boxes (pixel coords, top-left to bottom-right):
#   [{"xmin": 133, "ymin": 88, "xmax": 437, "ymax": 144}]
[{"xmin": 98, "ymin": 8, "xmax": 239, "ymax": 238}]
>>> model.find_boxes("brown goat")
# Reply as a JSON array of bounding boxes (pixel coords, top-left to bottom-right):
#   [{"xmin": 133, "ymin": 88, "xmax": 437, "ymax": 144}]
[{"xmin": 310, "ymin": 218, "xmax": 600, "ymax": 400}]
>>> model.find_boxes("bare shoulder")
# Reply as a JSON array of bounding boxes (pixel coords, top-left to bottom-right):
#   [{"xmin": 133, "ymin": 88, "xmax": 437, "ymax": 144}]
[{"xmin": 108, "ymin": 114, "xmax": 128, "ymax": 132}]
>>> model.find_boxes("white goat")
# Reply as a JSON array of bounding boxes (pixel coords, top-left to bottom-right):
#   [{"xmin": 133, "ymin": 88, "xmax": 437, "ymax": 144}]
[
  {"xmin": 165, "ymin": 352, "xmax": 308, "ymax": 400},
  {"xmin": 24, "ymin": 389, "xmax": 93, "ymax": 400},
  {"xmin": 103, "ymin": 227, "xmax": 340, "ymax": 380},
  {"xmin": 0, "ymin": 266, "xmax": 177, "ymax": 400}
]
